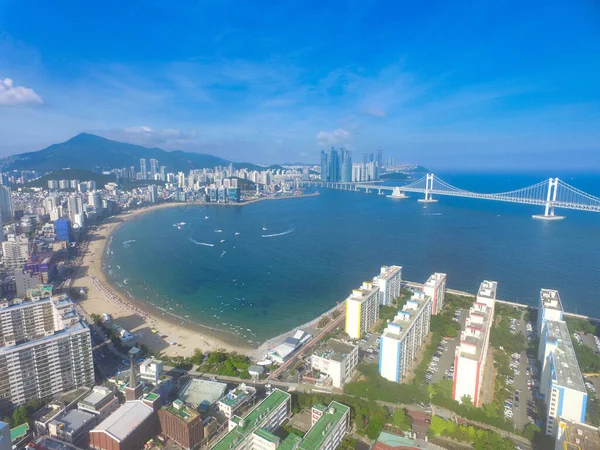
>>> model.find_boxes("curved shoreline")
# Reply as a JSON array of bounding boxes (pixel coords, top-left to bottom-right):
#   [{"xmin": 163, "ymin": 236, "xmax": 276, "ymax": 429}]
[{"xmin": 72, "ymin": 194, "xmax": 330, "ymax": 359}]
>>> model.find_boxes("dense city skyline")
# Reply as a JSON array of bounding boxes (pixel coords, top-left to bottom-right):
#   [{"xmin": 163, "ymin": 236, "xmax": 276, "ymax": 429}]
[{"xmin": 1, "ymin": 1, "xmax": 600, "ymax": 170}]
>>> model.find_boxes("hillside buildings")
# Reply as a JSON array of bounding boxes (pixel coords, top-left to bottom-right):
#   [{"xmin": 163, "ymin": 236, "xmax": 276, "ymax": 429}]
[
  {"xmin": 379, "ymin": 291, "xmax": 433, "ymax": 383},
  {"xmin": 452, "ymin": 280, "xmax": 497, "ymax": 406},
  {"xmin": 345, "ymin": 281, "xmax": 380, "ymax": 339},
  {"xmin": 423, "ymin": 272, "xmax": 447, "ymax": 315},
  {"xmin": 0, "ymin": 294, "xmax": 94, "ymax": 414},
  {"xmin": 310, "ymin": 339, "xmax": 359, "ymax": 388},
  {"xmin": 537, "ymin": 289, "xmax": 588, "ymax": 437},
  {"xmin": 373, "ymin": 265, "xmax": 402, "ymax": 306}
]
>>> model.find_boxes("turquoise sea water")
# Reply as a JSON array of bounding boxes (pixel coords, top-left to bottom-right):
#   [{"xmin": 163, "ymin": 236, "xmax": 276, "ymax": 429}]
[{"xmin": 105, "ymin": 173, "xmax": 600, "ymax": 344}]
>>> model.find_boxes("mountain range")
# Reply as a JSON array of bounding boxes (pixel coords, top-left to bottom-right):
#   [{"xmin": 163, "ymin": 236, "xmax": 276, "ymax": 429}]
[{"xmin": 0, "ymin": 133, "xmax": 282, "ymax": 174}]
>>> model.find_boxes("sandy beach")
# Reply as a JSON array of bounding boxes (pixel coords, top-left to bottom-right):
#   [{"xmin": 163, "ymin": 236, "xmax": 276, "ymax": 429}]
[
  {"xmin": 71, "ymin": 193, "xmax": 323, "ymax": 360},
  {"xmin": 72, "ymin": 203, "xmax": 254, "ymax": 358}
]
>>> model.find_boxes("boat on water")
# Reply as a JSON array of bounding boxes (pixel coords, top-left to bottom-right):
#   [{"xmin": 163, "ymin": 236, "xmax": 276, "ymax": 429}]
[
  {"xmin": 220, "ymin": 239, "xmax": 225, "ymax": 243},
  {"xmin": 215, "ymin": 229, "xmax": 223, "ymax": 233},
  {"xmin": 204, "ymin": 216, "xmax": 209, "ymax": 219},
  {"xmin": 262, "ymin": 227, "xmax": 268, "ymax": 231},
  {"xmin": 235, "ymin": 232, "xmax": 240, "ymax": 235}
]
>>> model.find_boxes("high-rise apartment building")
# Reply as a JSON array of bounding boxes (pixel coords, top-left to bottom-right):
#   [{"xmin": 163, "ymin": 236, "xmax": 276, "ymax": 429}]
[
  {"xmin": 0, "ymin": 295, "xmax": 94, "ymax": 414},
  {"xmin": 340, "ymin": 149, "xmax": 352, "ymax": 182},
  {"xmin": 345, "ymin": 281, "xmax": 380, "ymax": 339},
  {"xmin": 139, "ymin": 158, "xmax": 148, "ymax": 180},
  {"xmin": 0, "ymin": 186, "xmax": 14, "ymax": 222},
  {"xmin": 1, "ymin": 236, "xmax": 30, "ymax": 269},
  {"xmin": 423, "ymin": 272, "xmax": 447, "ymax": 315},
  {"xmin": 149, "ymin": 159, "xmax": 159, "ymax": 180},
  {"xmin": 537, "ymin": 288, "xmax": 564, "ymax": 339},
  {"xmin": 373, "ymin": 265, "xmax": 402, "ymax": 306},
  {"xmin": 452, "ymin": 280, "xmax": 497, "ymax": 406},
  {"xmin": 379, "ymin": 291, "xmax": 432, "ymax": 382},
  {"xmin": 149, "ymin": 185, "xmax": 158, "ymax": 204}
]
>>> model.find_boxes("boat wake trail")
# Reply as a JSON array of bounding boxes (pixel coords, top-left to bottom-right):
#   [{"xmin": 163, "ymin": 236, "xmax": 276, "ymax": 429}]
[
  {"xmin": 262, "ymin": 228, "xmax": 295, "ymax": 238},
  {"xmin": 189, "ymin": 238, "xmax": 215, "ymax": 247}
]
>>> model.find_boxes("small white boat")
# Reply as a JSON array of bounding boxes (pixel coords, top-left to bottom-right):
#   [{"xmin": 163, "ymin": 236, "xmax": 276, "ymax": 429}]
[
  {"xmin": 215, "ymin": 229, "xmax": 223, "ymax": 233},
  {"xmin": 262, "ymin": 227, "xmax": 268, "ymax": 231},
  {"xmin": 220, "ymin": 239, "xmax": 225, "ymax": 243},
  {"xmin": 235, "ymin": 232, "xmax": 240, "ymax": 235},
  {"xmin": 204, "ymin": 216, "xmax": 209, "ymax": 219}
]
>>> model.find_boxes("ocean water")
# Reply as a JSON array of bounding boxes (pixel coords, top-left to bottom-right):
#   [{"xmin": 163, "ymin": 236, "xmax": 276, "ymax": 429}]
[{"xmin": 105, "ymin": 173, "xmax": 600, "ymax": 344}]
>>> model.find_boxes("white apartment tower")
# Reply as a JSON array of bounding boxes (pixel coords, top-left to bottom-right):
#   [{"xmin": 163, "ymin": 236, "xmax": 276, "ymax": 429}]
[
  {"xmin": 379, "ymin": 291, "xmax": 432, "ymax": 382},
  {"xmin": 423, "ymin": 272, "xmax": 447, "ymax": 315},
  {"xmin": 0, "ymin": 295, "xmax": 94, "ymax": 414},
  {"xmin": 1, "ymin": 236, "xmax": 30, "ymax": 269},
  {"xmin": 373, "ymin": 265, "xmax": 402, "ymax": 306},
  {"xmin": 452, "ymin": 280, "xmax": 497, "ymax": 406}
]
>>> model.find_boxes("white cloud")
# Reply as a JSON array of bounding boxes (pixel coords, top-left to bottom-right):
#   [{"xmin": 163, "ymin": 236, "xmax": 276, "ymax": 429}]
[
  {"xmin": 316, "ymin": 128, "xmax": 351, "ymax": 147},
  {"xmin": 0, "ymin": 78, "xmax": 43, "ymax": 106},
  {"xmin": 101, "ymin": 126, "xmax": 199, "ymax": 148}
]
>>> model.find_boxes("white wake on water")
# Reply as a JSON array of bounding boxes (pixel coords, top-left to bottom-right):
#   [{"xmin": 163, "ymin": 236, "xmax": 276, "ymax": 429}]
[
  {"xmin": 262, "ymin": 228, "xmax": 295, "ymax": 238},
  {"xmin": 189, "ymin": 237, "xmax": 215, "ymax": 247}
]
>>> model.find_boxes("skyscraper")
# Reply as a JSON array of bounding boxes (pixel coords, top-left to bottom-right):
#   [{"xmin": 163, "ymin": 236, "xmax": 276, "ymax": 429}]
[
  {"xmin": 376, "ymin": 147, "xmax": 383, "ymax": 178},
  {"xmin": 328, "ymin": 147, "xmax": 340, "ymax": 182},
  {"xmin": 160, "ymin": 166, "xmax": 167, "ymax": 181},
  {"xmin": 139, "ymin": 158, "xmax": 147, "ymax": 180},
  {"xmin": 0, "ymin": 186, "xmax": 14, "ymax": 222},
  {"xmin": 320, "ymin": 150, "xmax": 329, "ymax": 181},
  {"xmin": 150, "ymin": 159, "xmax": 159, "ymax": 179},
  {"xmin": 341, "ymin": 149, "xmax": 352, "ymax": 182}
]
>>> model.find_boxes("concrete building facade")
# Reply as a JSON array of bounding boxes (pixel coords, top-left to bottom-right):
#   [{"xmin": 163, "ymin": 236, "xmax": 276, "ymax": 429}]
[
  {"xmin": 345, "ymin": 281, "xmax": 380, "ymax": 339},
  {"xmin": 158, "ymin": 399, "xmax": 204, "ymax": 450},
  {"xmin": 452, "ymin": 280, "xmax": 497, "ymax": 406},
  {"xmin": 373, "ymin": 265, "xmax": 402, "ymax": 306},
  {"xmin": 89, "ymin": 401, "xmax": 156, "ymax": 450},
  {"xmin": 379, "ymin": 291, "xmax": 432, "ymax": 383},
  {"xmin": 422, "ymin": 272, "xmax": 447, "ymax": 315},
  {"xmin": 310, "ymin": 339, "xmax": 359, "ymax": 388}
]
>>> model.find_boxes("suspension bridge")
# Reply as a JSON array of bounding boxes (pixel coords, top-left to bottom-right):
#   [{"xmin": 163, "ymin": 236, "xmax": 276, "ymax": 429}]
[{"xmin": 301, "ymin": 174, "xmax": 600, "ymax": 219}]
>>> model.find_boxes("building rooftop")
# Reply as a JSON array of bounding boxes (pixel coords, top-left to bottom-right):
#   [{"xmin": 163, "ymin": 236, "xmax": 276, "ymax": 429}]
[
  {"xmin": 90, "ymin": 401, "xmax": 154, "ymax": 443},
  {"xmin": 541, "ymin": 288, "xmax": 563, "ymax": 312},
  {"xmin": 11, "ymin": 423, "xmax": 29, "ymax": 442},
  {"xmin": 26, "ymin": 436, "xmax": 84, "ymax": 450},
  {"xmin": 164, "ymin": 400, "xmax": 199, "ymax": 423},
  {"xmin": 457, "ymin": 302, "xmax": 493, "ymax": 363},
  {"xmin": 179, "ymin": 378, "xmax": 227, "ymax": 409},
  {"xmin": 79, "ymin": 386, "xmax": 113, "ymax": 408},
  {"xmin": 477, "ymin": 280, "xmax": 498, "ymax": 301},
  {"xmin": 546, "ymin": 320, "xmax": 586, "ymax": 393},
  {"xmin": 424, "ymin": 272, "xmax": 446, "ymax": 287},
  {"xmin": 211, "ymin": 389, "xmax": 290, "ymax": 450},
  {"xmin": 372, "ymin": 431, "xmax": 424, "ymax": 450},
  {"xmin": 376, "ymin": 265, "xmax": 402, "ymax": 281},
  {"xmin": 382, "ymin": 294, "xmax": 432, "ymax": 343},
  {"xmin": 313, "ymin": 339, "xmax": 357, "ymax": 363},
  {"xmin": 558, "ymin": 419, "xmax": 600, "ymax": 450},
  {"xmin": 49, "ymin": 410, "xmax": 95, "ymax": 434},
  {"xmin": 278, "ymin": 433, "xmax": 303, "ymax": 450},
  {"xmin": 218, "ymin": 385, "xmax": 255, "ymax": 407},
  {"xmin": 299, "ymin": 402, "xmax": 349, "ymax": 450},
  {"xmin": 348, "ymin": 281, "xmax": 379, "ymax": 303},
  {"xmin": 253, "ymin": 428, "xmax": 280, "ymax": 444}
]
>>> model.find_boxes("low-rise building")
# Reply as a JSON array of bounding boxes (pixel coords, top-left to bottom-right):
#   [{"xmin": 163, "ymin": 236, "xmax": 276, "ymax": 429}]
[
  {"xmin": 178, "ymin": 379, "xmax": 227, "ymax": 413},
  {"xmin": 422, "ymin": 272, "xmax": 447, "ymax": 315},
  {"xmin": 217, "ymin": 384, "xmax": 257, "ymax": 419},
  {"xmin": 345, "ymin": 281, "xmax": 380, "ymax": 339},
  {"xmin": 452, "ymin": 280, "xmax": 497, "ymax": 406},
  {"xmin": 268, "ymin": 330, "xmax": 312, "ymax": 364},
  {"xmin": 555, "ymin": 418, "xmax": 600, "ymax": 449},
  {"xmin": 77, "ymin": 387, "xmax": 119, "ymax": 421},
  {"xmin": 210, "ymin": 389, "xmax": 291, "ymax": 450},
  {"xmin": 310, "ymin": 339, "xmax": 359, "ymax": 388},
  {"xmin": 48, "ymin": 410, "xmax": 96, "ymax": 447},
  {"xmin": 158, "ymin": 399, "xmax": 204, "ymax": 450},
  {"xmin": 89, "ymin": 401, "xmax": 156, "ymax": 450},
  {"xmin": 26, "ymin": 436, "xmax": 85, "ymax": 450},
  {"xmin": 373, "ymin": 265, "xmax": 402, "ymax": 306},
  {"xmin": 379, "ymin": 291, "xmax": 432, "ymax": 383},
  {"xmin": 139, "ymin": 358, "xmax": 163, "ymax": 385}
]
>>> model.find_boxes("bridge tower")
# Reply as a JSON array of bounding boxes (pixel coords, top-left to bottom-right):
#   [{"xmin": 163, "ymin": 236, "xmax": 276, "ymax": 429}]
[
  {"xmin": 417, "ymin": 174, "xmax": 439, "ymax": 203},
  {"xmin": 388, "ymin": 187, "xmax": 408, "ymax": 199},
  {"xmin": 532, "ymin": 178, "xmax": 565, "ymax": 220}
]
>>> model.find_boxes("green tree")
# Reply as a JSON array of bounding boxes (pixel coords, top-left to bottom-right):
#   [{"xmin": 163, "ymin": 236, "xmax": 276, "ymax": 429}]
[
  {"xmin": 365, "ymin": 417, "xmax": 384, "ymax": 440},
  {"xmin": 460, "ymin": 395, "xmax": 474, "ymax": 408},
  {"xmin": 11, "ymin": 405, "xmax": 29, "ymax": 427},
  {"xmin": 391, "ymin": 408, "xmax": 412, "ymax": 430}
]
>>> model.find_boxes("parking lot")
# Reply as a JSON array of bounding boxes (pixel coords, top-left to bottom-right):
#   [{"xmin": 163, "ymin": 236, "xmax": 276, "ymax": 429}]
[{"xmin": 428, "ymin": 308, "xmax": 468, "ymax": 384}]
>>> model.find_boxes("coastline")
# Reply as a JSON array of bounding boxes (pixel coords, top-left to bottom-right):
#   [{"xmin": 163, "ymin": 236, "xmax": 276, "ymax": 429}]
[{"xmin": 71, "ymin": 192, "xmax": 325, "ymax": 359}]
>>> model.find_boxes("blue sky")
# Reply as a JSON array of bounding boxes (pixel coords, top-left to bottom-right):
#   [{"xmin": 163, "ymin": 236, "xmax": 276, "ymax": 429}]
[{"xmin": 1, "ymin": 0, "xmax": 599, "ymax": 170}]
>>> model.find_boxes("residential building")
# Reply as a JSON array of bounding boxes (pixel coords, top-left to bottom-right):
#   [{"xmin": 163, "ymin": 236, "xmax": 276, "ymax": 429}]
[
  {"xmin": 0, "ymin": 186, "xmax": 14, "ymax": 222},
  {"xmin": 537, "ymin": 289, "xmax": 564, "ymax": 344},
  {"xmin": 345, "ymin": 281, "xmax": 380, "ymax": 339},
  {"xmin": 555, "ymin": 418, "xmax": 600, "ymax": 450},
  {"xmin": 217, "ymin": 384, "xmax": 257, "ymax": 419},
  {"xmin": 373, "ymin": 265, "xmax": 402, "ymax": 306},
  {"xmin": 89, "ymin": 401, "xmax": 156, "ymax": 450},
  {"xmin": 422, "ymin": 272, "xmax": 447, "ymax": 315},
  {"xmin": 2, "ymin": 235, "xmax": 30, "ymax": 269},
  {"xmin": 310, "ymin": 339, "xmax": 359, "ymax": 388},
  {"xmin": 298, "ymin": 402, "xmax": 350, "ymax": 450},
  {"xmin": 77, "ymin": 386, "xmax": 119, "ymax": 421},
  {"xmin": 48, "ymin": 409, "xmax": 96, "ymax": 447},
  {"xmin": 148, "ymin": 185, "xmax": 158, "ymax": 204},
  {"xmin": 0, "ymin": 295, "xmax": 94, "ymax": 414},
  {"xmin": 139, "ymin": 159, "xmax": 147, "ymax": 180},
  {"xmin": 340, "ymin": 150, "xmax": 352, "ymax": 183},
  {"xmin": 139, "ymin": 358, "xmax": 163, "ymax": 385},
  {"xmin": 452, "ymin": 280, "xmax": 497, "ymax": 406},
  {"xmin": 540, "ymin": 319, "xmax": 588, "ymax": 436},
  {"xmin": 379, "ymin": 291, "xmax": 433, "ymax": 383},
  {"xmin": 210, "ymin": 389, "xmax": 291, "ymax": 450},
  {"xmin": 158, "ymin": 399, "xmax": 204, "ymax": 450}
]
